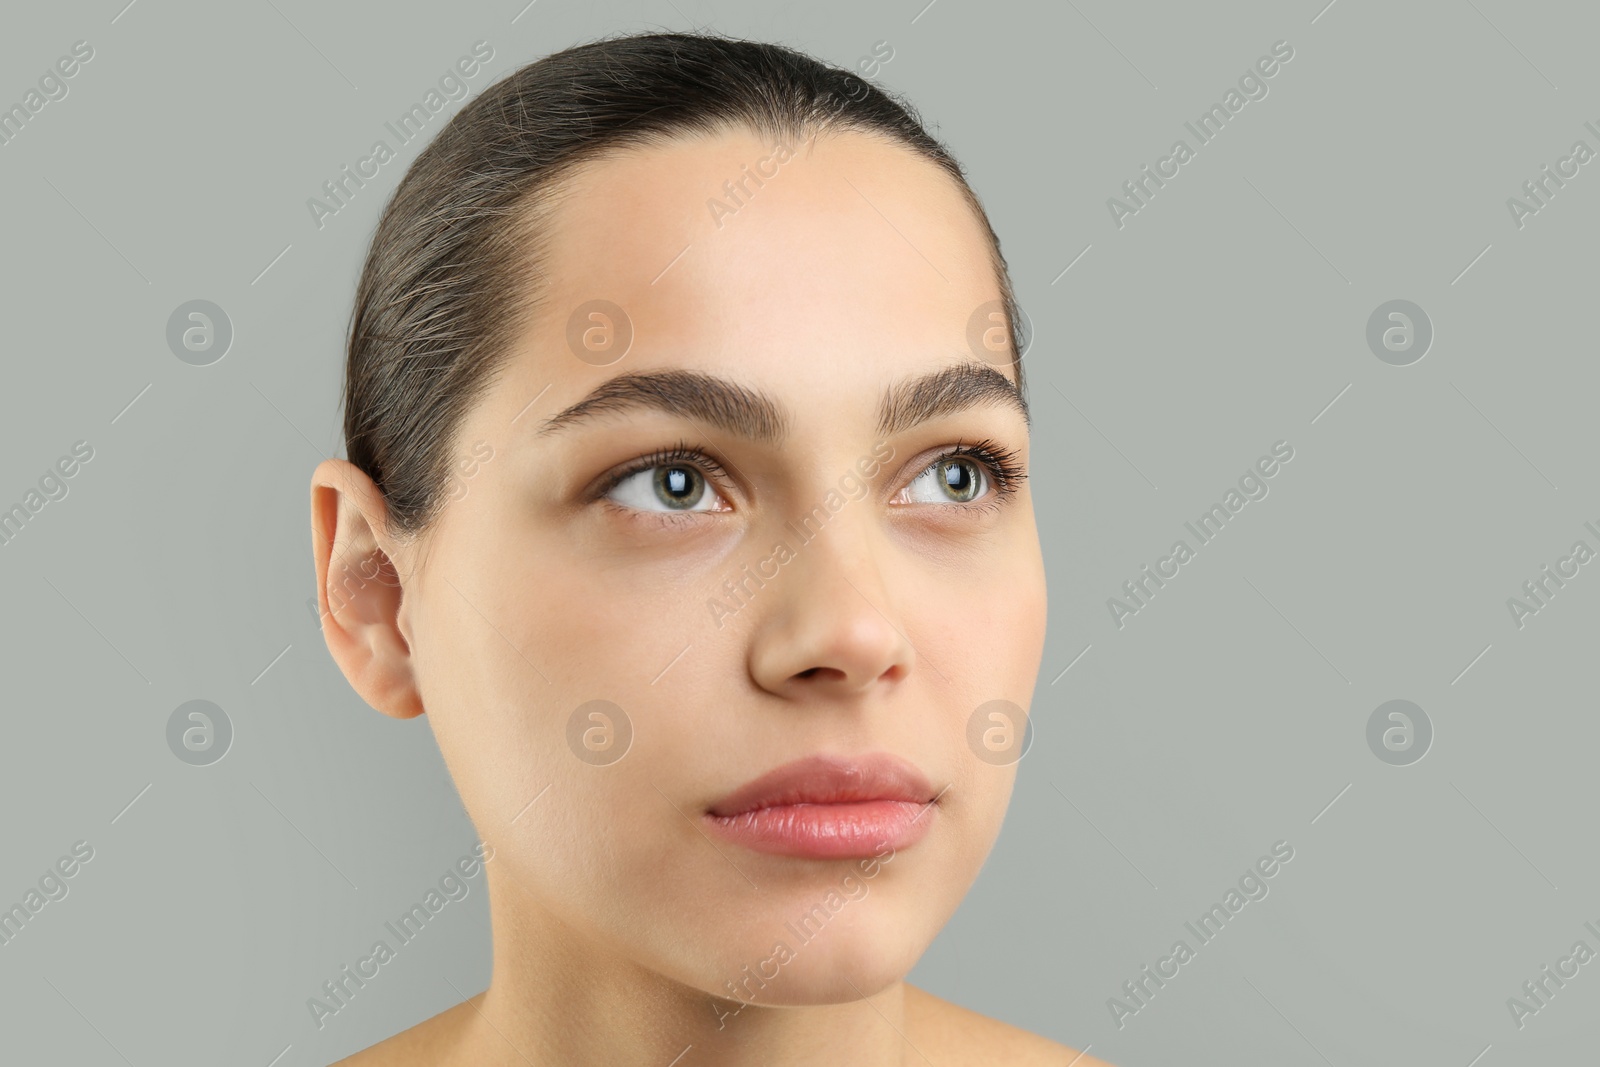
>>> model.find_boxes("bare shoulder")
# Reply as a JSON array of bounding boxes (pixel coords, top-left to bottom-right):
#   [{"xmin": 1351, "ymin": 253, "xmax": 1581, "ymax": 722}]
[
  {"xmin": 327, "ymin": 993, "xmax": 481, "ymax": 1066},
  {"xmin": 904, "ymin": 984, "xmax": 1115, "ymax": 1067}
]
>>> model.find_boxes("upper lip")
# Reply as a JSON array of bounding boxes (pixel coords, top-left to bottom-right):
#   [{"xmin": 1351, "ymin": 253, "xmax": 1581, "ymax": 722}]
[{"xmin": 706, "ymin": 753, "xmax": 936, "ymax": 817}]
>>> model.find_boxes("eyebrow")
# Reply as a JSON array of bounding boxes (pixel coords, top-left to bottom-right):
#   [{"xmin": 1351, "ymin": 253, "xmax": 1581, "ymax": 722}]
[
  {"xmin": 876, "ymin": 361, "xmax": 1030, "ymax": 437},
  {"xmin": 535, "ymin": 362, "xmax": 1028, "ymax": 443}
]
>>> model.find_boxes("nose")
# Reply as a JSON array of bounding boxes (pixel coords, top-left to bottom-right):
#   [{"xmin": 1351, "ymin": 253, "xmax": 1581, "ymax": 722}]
[{"xmin": 746, "ymin": 517, "xmax": 916, "ymax": 700}]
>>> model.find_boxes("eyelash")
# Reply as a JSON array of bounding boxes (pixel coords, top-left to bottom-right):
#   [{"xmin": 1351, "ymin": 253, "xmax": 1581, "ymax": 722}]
[
  {"xmin": 593, "ymin": 438, "xmax": 1026, "ymax": 514},
  {"xmin": 934, "ymin": 439, "xmax": 1027, "ymax": 508}
]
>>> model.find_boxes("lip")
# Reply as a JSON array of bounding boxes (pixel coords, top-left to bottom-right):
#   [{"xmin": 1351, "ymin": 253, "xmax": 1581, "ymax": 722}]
[{"xmin": 703, "ymin": 753, "xmax": 940, "ymax": 859}]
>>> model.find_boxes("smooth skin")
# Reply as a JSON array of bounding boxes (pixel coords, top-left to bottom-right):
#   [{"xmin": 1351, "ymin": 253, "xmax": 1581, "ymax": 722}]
[{"xmin": 312, "ymin": 125, "xmax": 1111, "ymax": 1066}]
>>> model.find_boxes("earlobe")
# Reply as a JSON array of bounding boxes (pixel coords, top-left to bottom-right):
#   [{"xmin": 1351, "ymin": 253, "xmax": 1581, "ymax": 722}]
[{"xmin": 309, "ymin": 458, "xmax": 426, "ymax": 719}]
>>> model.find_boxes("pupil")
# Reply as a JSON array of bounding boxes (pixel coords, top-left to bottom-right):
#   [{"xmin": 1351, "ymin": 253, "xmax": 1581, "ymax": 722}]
[
  {"xmin": 942, "ymin": 460, "xmax": 977, "ymax": 501},
  {"xmin": 655, "ymin": 465, "xmax": 702, "ymax": 508}
]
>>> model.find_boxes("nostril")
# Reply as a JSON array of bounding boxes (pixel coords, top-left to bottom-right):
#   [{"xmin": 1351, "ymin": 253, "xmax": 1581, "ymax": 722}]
[{"xmin": 792, "ymin": 666, "xmax": 848, "ymax": 683}]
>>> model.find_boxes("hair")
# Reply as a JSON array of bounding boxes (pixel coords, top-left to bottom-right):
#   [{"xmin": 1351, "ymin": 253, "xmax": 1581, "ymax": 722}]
[{"xmin": 343, "ymin": 30, "xmax": 1026, "ymax": 538}]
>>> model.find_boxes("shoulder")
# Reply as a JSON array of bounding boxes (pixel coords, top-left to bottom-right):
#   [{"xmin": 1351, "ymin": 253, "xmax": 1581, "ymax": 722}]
[
  {"xmin": 903, "ymin": 983, "xmax": 1115, "ymax": 1067},
  {"xmin": 327, "ymin": 994, "xmax": 480, "ymax": 1066}
]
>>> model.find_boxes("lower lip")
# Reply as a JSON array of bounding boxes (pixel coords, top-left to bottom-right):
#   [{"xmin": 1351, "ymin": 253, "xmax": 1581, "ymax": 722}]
[{"xmin": 703, "ymin": 799, "xmax": 935, "ymax": 859}]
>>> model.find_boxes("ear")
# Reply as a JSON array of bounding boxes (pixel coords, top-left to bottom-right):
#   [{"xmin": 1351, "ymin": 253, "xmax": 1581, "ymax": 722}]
[{"xmin": 309, "ymin": 458, "xmax": 425, "ymax": 719}]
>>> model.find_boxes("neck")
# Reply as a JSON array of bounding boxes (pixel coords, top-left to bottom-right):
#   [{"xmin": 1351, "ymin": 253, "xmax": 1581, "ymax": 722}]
[{"xmin": 442, "ymin": 871, "xmax": 916, "ymax": 1066}]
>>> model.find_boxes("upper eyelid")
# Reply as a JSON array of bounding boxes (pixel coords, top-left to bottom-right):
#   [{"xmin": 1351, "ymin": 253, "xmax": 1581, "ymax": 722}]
[
  {"xmin": 906, "ymin": 443, "xmax": 1023, "ymax": 487},
  {"xmin": 598, "ymin": 447, "xmax": 734, "ymax": 496}
]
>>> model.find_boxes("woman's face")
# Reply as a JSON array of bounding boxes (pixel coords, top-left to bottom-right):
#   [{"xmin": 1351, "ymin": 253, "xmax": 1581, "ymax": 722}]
[{"xmin": 386, "ymin": 127, "xmax": 1046, "ymax": 1003}]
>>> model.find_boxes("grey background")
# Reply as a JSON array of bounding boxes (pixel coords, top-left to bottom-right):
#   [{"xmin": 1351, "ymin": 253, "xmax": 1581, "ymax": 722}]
[{"xmin": 1, "ymin": 0, "xmax": 1595, "ymax": 1064}]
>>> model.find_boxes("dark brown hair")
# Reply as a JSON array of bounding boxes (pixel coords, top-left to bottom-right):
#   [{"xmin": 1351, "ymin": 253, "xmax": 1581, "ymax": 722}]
[{"xmin": 343, "ymin": 30, "xmax": 1025, "ymax": 538}]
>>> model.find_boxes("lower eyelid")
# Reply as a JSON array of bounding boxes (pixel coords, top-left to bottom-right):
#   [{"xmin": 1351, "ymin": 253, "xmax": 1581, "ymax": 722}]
[{"xmin": 600, "ymin": 498, "xmax": 719, "ymax": 526}]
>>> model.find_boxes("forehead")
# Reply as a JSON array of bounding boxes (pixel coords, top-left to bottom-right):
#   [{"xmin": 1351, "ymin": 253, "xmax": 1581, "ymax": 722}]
[{"xmin": 530, "ymin": 127, "xmax": 1005, "ymax": 388}]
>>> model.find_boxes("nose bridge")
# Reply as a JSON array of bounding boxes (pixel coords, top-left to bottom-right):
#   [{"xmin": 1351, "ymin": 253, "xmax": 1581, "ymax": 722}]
[
  {"xmin": 797, "ymin": 523, "xmax": 870, "ymax": 603},
  {"xmin": 743, "ymin": 485, "xmax": 914, "ymax": 696},
  {"xmin": 776, "ymin": 467, "xmax": 890, "ymax": 599}
]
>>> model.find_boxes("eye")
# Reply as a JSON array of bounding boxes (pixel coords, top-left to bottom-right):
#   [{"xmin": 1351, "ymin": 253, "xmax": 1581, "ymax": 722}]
[
  {"xmin": 604, "ymin": 459, "xmax": 730, "ymax": 513},
  {"xmin": 899, "ymin": 455, "xmax": 990, "ymax": 504},
  {"xmin": 891, "ymin": 440, "xmax": 1026, "ymax": 508}
]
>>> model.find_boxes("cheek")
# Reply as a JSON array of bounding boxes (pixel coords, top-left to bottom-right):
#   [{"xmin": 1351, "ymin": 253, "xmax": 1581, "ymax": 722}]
[
  {"xmin": 415, "ymin": 560, "xmax": 662, "ymax": 802},
  {"xmin": 909, "ymin": 532, "xmax": 1042, "ymax": 845},
  {"xmin": 411, "ymin": 521, "xmax": 716, "ymax": 884},
  {"xmin": 996, "ymin": 530, "xmax": 1050, "ymax": 686},
  {"xmin": 912, "ymin": 542, "xmax": 1047, "ymax": 698},
  {"xmin": 416, "ymin": 576, "xmax": 694, "ymax": 946}
]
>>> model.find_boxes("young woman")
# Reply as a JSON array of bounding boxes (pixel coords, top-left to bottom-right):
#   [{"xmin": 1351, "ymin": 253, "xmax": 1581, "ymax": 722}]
[{"xmin": 311, "ymin": 30, "xmax": 1107, "ymax": 1067}]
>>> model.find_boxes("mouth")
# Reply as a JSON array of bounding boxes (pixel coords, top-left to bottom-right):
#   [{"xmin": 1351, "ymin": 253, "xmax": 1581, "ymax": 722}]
[{"xmin": 702, "ymin": 753, "xmax": 942, "ymax": 859}]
